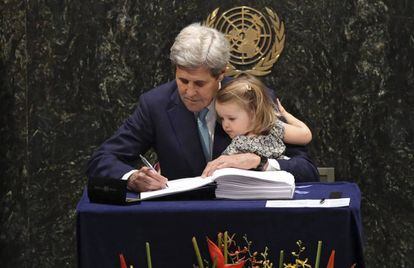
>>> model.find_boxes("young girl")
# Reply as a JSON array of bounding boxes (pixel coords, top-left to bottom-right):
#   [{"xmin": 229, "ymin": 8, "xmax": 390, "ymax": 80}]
[{"xmin": 215, "ymin": 74, "xmax": 312, "ymax": 166}]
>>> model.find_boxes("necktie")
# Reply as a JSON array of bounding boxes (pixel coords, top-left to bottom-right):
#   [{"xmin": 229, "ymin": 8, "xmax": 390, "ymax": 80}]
[{"xmin": 197, "ymin": 108, "xmax": 211, "ymax": 161}]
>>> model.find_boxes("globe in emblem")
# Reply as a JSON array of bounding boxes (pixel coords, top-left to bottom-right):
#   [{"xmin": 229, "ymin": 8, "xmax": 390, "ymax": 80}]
[
  {"xmin": 215, "ymin": 6, "xmax": 273, "ymax": 66},
  {"xmin": 204, "ymin": 6, "xmax": 285, "ymax": 76}
]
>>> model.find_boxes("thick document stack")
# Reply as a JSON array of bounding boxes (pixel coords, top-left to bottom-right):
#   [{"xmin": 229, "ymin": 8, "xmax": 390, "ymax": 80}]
[{"xmin": 213, "ymin": 168, "xmax": 295, "ymax": 199}]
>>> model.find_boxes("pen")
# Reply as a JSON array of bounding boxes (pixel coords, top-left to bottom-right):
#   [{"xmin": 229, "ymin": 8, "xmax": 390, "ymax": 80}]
[
  {"xmin": 139, "ymin": 154, "xmax": 155, "ymax": 170},
  {"xmin": 139, "ymin": 154, "xmax": 168, "ymax": 188}
]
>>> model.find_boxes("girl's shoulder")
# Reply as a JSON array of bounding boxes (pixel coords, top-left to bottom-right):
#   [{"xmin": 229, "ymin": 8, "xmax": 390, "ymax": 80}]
[{"xmin": 270, "ymin": 120, "xmax": 285, "ymax": 137}]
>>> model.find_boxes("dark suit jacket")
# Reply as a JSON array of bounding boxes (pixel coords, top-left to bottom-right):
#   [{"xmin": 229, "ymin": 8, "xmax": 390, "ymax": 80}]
[{"xmin": 86, "ymin": 79, "xmax": 319, "ymax": 182}]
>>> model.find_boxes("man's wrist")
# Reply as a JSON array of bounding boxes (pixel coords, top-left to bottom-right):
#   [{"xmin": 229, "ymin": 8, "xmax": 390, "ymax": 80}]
[
  {"xmin": 122, "ymin": 169, "xmax": 138, "ymax": 181},
  {"xmin": 254, "ymin": 155, "xmax": 268, "ymax": 171},
  {"xmin": 126, "ymin": 170, "xmax": 140, "ymax": 191}
]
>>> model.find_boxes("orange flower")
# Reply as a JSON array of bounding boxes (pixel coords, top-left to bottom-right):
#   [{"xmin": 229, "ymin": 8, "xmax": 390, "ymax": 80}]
[
  {"xmin": 119, "ymin": 253, "xmax": 128, "ymax": 268},
  {"xmin": 207, "ymin": 238, "xmax": 246, "ymax": 268},
  {"xmin": 326, "ymin": 250, "xmax": 335, "ymax": 268}
]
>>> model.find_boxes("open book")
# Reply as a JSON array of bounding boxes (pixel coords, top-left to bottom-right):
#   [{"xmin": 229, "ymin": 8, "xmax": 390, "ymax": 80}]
[{"xmin": 129, "ymin": 168, "xmax": 295, "ymax": 201}]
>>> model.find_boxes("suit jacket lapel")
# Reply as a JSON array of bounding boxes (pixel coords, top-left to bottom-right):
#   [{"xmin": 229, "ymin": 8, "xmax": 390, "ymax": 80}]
[{"xmin": 167, "ymin": 90, "xmax": 206, "ymax": 175}]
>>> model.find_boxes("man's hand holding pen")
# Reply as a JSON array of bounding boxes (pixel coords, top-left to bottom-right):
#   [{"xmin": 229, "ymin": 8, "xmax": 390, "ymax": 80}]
[
  {"xmin": 127, "ymin": 155, "xmax": 169, "ymax": 192},
  {"xmin": 127, "ymin": 167, "xmax": 169, "ymax": 192}
]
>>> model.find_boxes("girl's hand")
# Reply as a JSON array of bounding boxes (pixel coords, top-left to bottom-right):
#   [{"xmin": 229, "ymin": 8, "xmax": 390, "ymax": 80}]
[
  {"xmin": 275, "ymin": 98, "xmax": 288, "ymax": 118},
  {"xmin": 276, "ymin": 97, "xmax": 313, "ymax": 145},
  {"xmin": 202, "ymin": 153, "xmax": 261, "ymax": 177}
]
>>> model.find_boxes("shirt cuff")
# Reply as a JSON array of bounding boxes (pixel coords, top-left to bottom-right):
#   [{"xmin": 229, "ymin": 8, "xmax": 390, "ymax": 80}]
[
  {"xmin": 265, "ymin": 159, "xmax": 281, "ymax": 171},
  {"xmin": 121, "ymin": 169, "xmax": 138, "ymax": 181}
]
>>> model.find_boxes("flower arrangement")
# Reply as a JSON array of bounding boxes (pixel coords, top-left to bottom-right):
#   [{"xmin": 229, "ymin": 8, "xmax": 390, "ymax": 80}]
[{"xmin": 118, "ymin": 231, "xmax": 357, "ymax": 268}]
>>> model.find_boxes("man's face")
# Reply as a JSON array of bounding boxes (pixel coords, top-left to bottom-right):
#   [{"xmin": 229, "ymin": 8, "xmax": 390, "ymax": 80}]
[{"xmin": 176, "ymin": 66, "xmax": 222, "ymax": 112}]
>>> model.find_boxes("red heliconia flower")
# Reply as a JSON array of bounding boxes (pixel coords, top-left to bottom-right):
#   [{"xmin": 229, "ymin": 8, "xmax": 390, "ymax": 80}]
[
  {"xmin": 207, "ymin": 238, "xmax": 246, "ymax": 268},
  {"xmin": 119, "ymin": 253, "xmax": 128, "ymax": 268},
  {"xmin": 326, "ymin": 250, "xmax": 335, "ymax": 268}
]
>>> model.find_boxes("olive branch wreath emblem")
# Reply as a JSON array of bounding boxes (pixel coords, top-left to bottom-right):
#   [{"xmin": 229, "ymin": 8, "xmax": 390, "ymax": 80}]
[{"xmin": 204, "ymin": 7, "xmax": 285, "ymax": 77}]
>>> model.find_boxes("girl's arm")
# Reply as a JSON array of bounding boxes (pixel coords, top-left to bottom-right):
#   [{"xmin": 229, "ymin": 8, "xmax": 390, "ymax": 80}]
[{"xmin": 276, "ymin": 98, "xmax": 312, "ymax": 145}]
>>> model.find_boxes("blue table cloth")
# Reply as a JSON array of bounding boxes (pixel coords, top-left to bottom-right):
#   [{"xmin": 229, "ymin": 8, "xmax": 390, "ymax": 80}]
[{"xmin": 76, "ymin": 182, "xmax": 364, "ymax": 268}]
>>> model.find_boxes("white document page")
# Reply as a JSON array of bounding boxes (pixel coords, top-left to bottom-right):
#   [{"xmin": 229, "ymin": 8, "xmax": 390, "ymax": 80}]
[
  {"xmin": 138, "ymin": 176, "xmax": 214, "ymax": 200},
  {"xmin": 266, "ymin": 198, "xmax": 350, "ymax": 208}
]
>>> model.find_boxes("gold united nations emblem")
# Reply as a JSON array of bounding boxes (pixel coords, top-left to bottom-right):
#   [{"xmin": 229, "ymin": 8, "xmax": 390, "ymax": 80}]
[{"xmin": 204, "ymin": 6, "xmax": 285, "ymax": 77}]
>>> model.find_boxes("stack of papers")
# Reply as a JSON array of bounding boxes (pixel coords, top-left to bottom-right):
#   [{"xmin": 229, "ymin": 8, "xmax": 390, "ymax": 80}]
[{"xmin": 214, "ymin": 168, "xmax": 295, "ymax": 199}]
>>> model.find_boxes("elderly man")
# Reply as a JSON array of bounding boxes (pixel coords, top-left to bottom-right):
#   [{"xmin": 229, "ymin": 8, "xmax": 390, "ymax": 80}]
[{"xmin": 86, "ymin": 23, "xmax": 319, "ymax": 193}]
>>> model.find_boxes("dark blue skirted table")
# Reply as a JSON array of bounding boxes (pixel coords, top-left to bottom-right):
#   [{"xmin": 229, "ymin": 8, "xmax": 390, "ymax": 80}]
[{"xmin": 76, "ymin": 182, "xmax": 364, "ymax": 268}]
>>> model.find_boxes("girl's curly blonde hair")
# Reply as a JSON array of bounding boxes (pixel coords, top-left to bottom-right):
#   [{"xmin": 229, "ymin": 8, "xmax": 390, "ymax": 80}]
[{"xmin": 216, "ymin": 74, "xmax": 277, "ymax": 135}]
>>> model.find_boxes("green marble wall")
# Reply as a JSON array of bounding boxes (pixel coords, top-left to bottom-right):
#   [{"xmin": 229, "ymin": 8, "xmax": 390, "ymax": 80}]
[{"xmin": 1, "ymin": 0, "xmax": 413, "ymax": 267}]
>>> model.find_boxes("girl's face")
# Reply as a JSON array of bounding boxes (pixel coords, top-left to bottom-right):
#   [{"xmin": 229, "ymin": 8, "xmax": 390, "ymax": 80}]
[{"xmin": 215, "ymin": 101, "xmax": 254, "ymax": 139}]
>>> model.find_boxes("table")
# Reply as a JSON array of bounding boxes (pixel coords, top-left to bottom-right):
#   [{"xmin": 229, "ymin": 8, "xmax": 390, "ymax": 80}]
[{"xmin": 76, "ymin": 182, "xmax": 364, "ymax": 268}]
